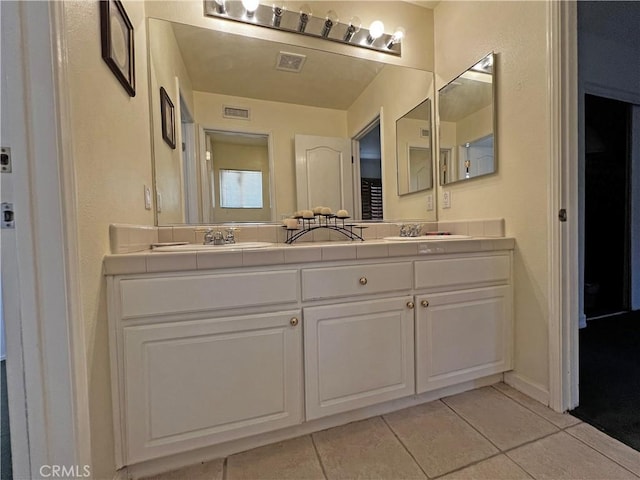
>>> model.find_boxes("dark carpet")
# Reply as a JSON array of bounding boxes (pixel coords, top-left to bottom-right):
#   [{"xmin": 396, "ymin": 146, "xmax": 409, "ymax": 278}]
[
  {"xmin": 1, "ymin": 360, "xmax": 12, "ymax": 480},
  {"xmin": 570, "ymin": 310, "xmax": 640, "ymax": 452}
]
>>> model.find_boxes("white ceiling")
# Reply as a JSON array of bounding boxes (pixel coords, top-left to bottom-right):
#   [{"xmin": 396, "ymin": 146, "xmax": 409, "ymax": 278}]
[{"xmin": 171, "ymin": 22, "xmax": 388, "ymax": 110}]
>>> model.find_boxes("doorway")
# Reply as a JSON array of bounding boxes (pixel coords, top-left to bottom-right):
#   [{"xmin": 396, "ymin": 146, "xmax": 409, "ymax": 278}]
[
  {"xmin": 355, "ymin": 119, "xmax": 383, "ymax": 220},
  {"xmin": 583, "ymin": 94, "xmax": 631, "ymax": 319},
  {"xmin": 205, "ymin": 130, "xmax": 273, "ymax": 223},
  {"xmin": 571, "ymin": 93, "xmax": 639, "ymax": 451}
]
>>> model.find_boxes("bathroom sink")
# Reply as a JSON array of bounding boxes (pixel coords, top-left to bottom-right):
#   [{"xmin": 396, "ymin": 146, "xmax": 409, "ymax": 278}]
[
  {"xmin": 383, "ymin": 235, "xmax": 471, "ymax": 241},
  {"xmin": 152, "ymin": 242, "xmax": 274, "ymax": 252}
]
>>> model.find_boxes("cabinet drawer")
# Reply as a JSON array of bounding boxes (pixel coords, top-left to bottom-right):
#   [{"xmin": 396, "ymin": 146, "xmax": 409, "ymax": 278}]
[
  {"xmin": 301, "ymin": 262, "xmax": 412, "ymax": 301},
  {"xmin": 415, "ymin": 254, "xmax": 509, "ymax": 291},
  {"xmin": 119, "ymin": 270, "xmax": 298, "ymax": 318}
]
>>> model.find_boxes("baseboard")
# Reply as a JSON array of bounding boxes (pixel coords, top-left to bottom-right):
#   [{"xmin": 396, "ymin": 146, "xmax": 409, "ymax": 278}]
[
  {"xmin": 126, "ymin": 374, "xmax": 503, "ymax": 479},
  {"xmin": 504, "ymin": 371, "xmax": 549, "ymax": 405}
]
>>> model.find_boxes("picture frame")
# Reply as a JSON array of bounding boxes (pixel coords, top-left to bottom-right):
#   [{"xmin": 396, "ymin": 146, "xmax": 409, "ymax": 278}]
[
  {"xmin": 100, "ymin": 0, "xmax": 135, "ymax": 97},
  {"xmin": 160, "ymin": 87, "xmax": 176, "ymax": 149}
]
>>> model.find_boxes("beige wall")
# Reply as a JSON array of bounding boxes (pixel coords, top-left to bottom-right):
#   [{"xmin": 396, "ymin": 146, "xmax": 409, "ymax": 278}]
[
  {"xmin": 149, "ymin": 18, "xmax": 195, "ymax": 224},
  {"xmin": 194, "ymin": 91, "xmax": 348, "ymax": 218},
  {"xmin": 348, "ymin": 65, "xmax": 435, "ymax": 220},
  {"xmin": 64, "ymin": 1, "xmax": 154, "ymax": 478},
  {"xmin": 435, "ymin": 1, "xmax": 551, "ymax": 391}
]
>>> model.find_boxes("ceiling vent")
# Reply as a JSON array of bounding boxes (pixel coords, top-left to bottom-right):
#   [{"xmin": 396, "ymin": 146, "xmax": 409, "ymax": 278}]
[
  {"xmin": 420, "ymin": 128, "xmax": 430, "ymax": 138},
  {"xmin": 223, "ymin": 105, "xmax": 251, "ymax": 120},
  {"xmin": 275, "ymin": 51, "xmax": 307, "ymax": 73}
]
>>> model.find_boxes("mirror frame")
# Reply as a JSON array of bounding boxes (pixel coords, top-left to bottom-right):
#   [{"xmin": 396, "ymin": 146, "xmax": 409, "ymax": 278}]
[{"xmin": 437, "ymin": 52, "xmax": 497, "ymax": 186}]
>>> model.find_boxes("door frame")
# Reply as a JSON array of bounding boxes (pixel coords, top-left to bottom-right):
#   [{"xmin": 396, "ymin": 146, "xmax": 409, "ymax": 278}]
[
  {"xmin": 199, "ymin": 125, "xmax": 276, "ymax": 222},
  {"xmin": 1, "ymin": 1, "xmax": 91, "ymax": 475},
  {"xmin": 352, "ymin": 114, "xmax": 383, "ymax": 221},
  {"xmin": 548, "ymin": 0, "xmax": 580, "ymax": 412}
]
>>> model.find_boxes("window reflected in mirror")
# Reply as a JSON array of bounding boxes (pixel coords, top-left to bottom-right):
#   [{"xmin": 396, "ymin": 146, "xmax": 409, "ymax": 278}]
[{"xmin": 438, "ymin": 52, "xmax": 496, "ymax": 185}]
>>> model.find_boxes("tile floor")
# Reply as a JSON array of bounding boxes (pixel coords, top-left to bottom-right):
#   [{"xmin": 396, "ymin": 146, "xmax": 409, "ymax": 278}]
[{"xmin": 143, "ymin": 384, "xmax": 640, "ymax": 480}]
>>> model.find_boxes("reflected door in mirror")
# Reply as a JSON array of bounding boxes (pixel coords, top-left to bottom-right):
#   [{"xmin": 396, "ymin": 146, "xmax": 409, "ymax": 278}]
[
  {"xmin": 295, "ymin": 135, "xmax": 353, "ymax": 215},
  {"xmin": 396, "ymin": 98, "xmax": 434, "ymax": 195}
]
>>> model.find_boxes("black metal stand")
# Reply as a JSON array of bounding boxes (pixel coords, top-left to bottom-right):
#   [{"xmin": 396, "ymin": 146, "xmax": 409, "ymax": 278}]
[{"xmin": 284, "ymin": 215, "xmax": 366, "ymax": 244}]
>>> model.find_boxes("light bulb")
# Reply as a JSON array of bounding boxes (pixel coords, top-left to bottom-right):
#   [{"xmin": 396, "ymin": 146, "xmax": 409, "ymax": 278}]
[
  {"xmin": 298, "ymin": 4, "xmax": 312, "ymax": 32},
  {"xmin": 367, "ymin": 20, "xmax": 384, "ymax": 44},
  {"xmin": 242, "ymin": 0, "xmax": 260, "ymax": 17},
  {"xmin": 387, "ymin": 26, "xmax": 405, "ymax": 48},
  {"xmin": 321, "ymin": 10, "xmax": 339, "ymax": 37},
  {"xmin": 343, "ymin": 16, "xmax": 361, "ymax": 42},
  {"xmin": 214, "ymin": 0, "xmax": 226, "ymax": 14}
]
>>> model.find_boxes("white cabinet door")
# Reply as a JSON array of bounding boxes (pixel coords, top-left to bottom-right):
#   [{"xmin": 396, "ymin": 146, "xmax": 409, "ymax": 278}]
[
  {"xmin": 304, "ymin": 296, "xmax": 415, "ymax": 420},
  {"xmin": 416, "ymin": 286, "xmax": 512, "ymax": 393},
  {"xmin": 122, "ymin": 310, "xmax": 303, "ymax": 464}
]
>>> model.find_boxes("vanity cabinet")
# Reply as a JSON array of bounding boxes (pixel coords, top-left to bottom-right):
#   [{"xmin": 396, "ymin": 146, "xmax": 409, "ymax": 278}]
[
  {"xmin": 413, "ymin": 253, "xmax": 513, "ymax": 393},
  {"xmin": 106, "ymin": 248, "xmax": 514, "ymax": 468},
  {"xmin": 303, "ymin": 296, "xmax": 415, "ymax": 420}
]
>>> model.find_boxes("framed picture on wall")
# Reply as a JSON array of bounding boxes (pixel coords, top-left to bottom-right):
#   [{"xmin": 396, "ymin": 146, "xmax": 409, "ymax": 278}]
[
  {"xmin": 100, "ymin": 0, "xmax": 135, "ymax": 97},
  {"xmin": 160, "ymin": 87, "xmax": 176, "ymax": 149}
]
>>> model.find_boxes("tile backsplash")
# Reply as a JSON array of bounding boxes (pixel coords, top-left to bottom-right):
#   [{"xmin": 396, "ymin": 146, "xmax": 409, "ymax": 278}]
[{"xmin": 110, "ymin": 219, "xmax": 505, "ymax": 254}]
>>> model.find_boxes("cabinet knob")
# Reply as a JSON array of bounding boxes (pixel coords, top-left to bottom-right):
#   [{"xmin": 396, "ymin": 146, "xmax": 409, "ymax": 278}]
[
  {"xmin": 290, "ymin": 317, "xmax": 299, "ymax": 327},
  {"xmin": 407, "ymin": 301, "xmax": 415, "ymax": 309},
  {"xmin": 421, "ymin": 300, "xmax": 429, "ymax": 307},
  {"xmin": 359, "ymin": 277, "xmax": 368, "ymax": 285}
]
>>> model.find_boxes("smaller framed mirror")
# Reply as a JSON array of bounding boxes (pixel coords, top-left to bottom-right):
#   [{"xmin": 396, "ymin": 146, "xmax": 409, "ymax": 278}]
[
  {"xmin": 396, "ymin": 97, "xmax": 434, "ymax": 196},
  {"xmin": 438, "ymin": 52, "xmax": 496, "ymax": 185}
]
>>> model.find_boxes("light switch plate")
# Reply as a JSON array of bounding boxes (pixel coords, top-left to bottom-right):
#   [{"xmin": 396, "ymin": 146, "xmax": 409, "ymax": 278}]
[
  {"xmin": 443, "ymin": 191, "xmax": 451, "ymax": 209},
  {"xmin": 426, "ymin": 194, "xmax": 434, "ymax": 211},
  {"xmin": 144, "ymin": 185, "xmax": 152, "ymax": 210}
]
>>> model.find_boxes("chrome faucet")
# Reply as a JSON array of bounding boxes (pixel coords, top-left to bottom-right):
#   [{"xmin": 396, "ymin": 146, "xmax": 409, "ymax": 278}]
[
  {"xmin": 203, "ymin": 229, "xmax": 225, "ymax": 245},
  {"xmin": 202, "ymin": 228, "xmax": 238, "ymax": 245},
  {"xmin": 225, "ymin": 228, "xmax": 237, "ymax": 244}
]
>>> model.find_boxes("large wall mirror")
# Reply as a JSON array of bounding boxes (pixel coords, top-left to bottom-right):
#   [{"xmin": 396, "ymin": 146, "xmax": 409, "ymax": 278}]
[
  {"xmin": 147, "ymin": 17, "xmax": 434, "ymax": 225},
  {"xmin": 396, "ymin": 98, "xmax": 433, "ymax": 195},
  {"xmin": 438, "ymin": 52, "xmax": 496, "ymax": 185}
]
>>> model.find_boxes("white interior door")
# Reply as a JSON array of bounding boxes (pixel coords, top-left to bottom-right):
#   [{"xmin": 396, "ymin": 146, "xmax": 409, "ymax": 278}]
[{"xmin": 295, "ymin": 134, "xmax": 353, "ymax": 214}]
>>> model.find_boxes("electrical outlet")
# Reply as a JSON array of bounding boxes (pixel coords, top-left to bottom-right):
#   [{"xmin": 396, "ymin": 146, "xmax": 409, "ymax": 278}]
[
  {"xmin": 443, "ymin": 191, "xmax": 451, "ymax": 209},
  {"xmin": 144, "ymin": 185, "xmax": 152, "ymax": 210},
  {"xmin": 426, "ymin": 194, "xmax": 434, "ymax": 211}
]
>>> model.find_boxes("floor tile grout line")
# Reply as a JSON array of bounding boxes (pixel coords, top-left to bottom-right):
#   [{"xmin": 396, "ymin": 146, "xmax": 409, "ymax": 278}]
[
  {"xmin": 380, "ymin": 414, "xmax": 431, "ymax": 479},
  {"xmin": 310, "ymin": 433, "xmax": 329, "ymax": 480},
  {"xmin": 429, "ymin": 451, "xmax": 535, "ymax": 480},
  {"xmin": 439, "ymin": 398, "xmax": 503, "ymax": 453},
  {"xmin": 436, "ymin": 393, "xmax": 618, "ymax": 477},
  {"xmin": 563, "ymin": 427, "xmax": 640, "ymax": 478},
  {"xmin": 491, "ymin": 383, "xmax": 568, "ymax": 430}
]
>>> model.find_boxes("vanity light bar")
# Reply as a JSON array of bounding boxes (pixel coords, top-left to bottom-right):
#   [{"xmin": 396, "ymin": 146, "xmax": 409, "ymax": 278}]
[{"xmin": 203, "ymin": 1, "xmax": 402, "ymax": 56}]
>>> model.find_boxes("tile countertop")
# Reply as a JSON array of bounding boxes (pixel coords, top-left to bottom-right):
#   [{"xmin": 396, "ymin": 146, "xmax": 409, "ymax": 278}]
[{"xmin": 103, "ymin": 237, "xmax": 515, "ymax": 276}]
